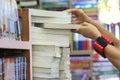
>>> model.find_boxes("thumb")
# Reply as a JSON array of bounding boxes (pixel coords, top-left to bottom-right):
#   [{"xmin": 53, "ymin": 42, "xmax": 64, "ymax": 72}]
[{"xmin": 81, "ymin": 22, "xmax": 90, "ymax": 26}]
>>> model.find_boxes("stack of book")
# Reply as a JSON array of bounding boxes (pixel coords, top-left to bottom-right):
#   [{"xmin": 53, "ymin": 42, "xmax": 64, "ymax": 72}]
[
  {"xmin": 30, "ymin": 9, "xmax": 80, "ymax": 80},
  {"xmin": 32, "ymin": 45, "xmax": 61, "ymax": 80}
]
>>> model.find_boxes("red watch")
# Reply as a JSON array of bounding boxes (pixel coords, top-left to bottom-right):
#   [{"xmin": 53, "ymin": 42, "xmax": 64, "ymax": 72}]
[{"xmin": 93, "ymin": 34, "xmax": 114, "ymax": 58}]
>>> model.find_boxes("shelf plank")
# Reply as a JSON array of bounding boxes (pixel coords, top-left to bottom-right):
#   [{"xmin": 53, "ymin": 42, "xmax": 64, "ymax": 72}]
[
  {"xmin": 70, "ymin": 50, "xmax": 93, "ymax": 55},
  {"xmin": 0, "ymin": 39, "xmax": 30, "ymax": 50}
]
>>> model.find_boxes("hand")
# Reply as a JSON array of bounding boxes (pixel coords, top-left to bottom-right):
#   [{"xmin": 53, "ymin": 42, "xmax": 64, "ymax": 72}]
[
  {"xmin": 66, "ymin": 9, "xmax": 89, "ymax": 24},
  {"xmin": 72, "ymin": 22, "xmax": 101, "ymax": 40}
]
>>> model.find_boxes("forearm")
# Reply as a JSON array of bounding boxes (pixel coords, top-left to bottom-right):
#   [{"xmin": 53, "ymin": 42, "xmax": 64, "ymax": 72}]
[
  {"xmin": 105, "ymin": 45, "xmax": 120, "ymax": 71},
  {"xmin": 86, "ymin": 17, "xmax": 120, "ymax": 47}
]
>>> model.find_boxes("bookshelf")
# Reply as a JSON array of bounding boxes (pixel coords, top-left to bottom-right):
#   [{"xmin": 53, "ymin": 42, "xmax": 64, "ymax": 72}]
[{"xmin": 0, "ymin": 8, "xmax": 32, "ymax": 80}]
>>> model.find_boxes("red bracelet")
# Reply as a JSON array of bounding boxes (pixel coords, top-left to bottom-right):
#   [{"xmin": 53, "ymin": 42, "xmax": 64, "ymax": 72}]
[
  {"xmin": 101, "ymin": 34, "xmax": 114, "ymax": 45},
  {"xmin": 93, "ymin": 39, "xmax": 107, "ymax": 58},
  {"xmin": 93, "ymin": 34, "xmax": 114, "ymax": 58}
]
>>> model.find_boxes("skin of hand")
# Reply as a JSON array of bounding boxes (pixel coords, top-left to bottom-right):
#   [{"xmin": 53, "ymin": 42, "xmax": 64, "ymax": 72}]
[
  {"xmin": 66, "ymin": 9, "xmax": 90, "ymax": 24},
  {"xmin": 72, "ymin": 22, "xmax": 101, "ymax": 40},
  {"xmin": 66, "ymin": 9, "xmax": 120, "ymax": 47},
  {"xmin": 66, "ymin": 9, "xmax": 120, "ymax": 71}
]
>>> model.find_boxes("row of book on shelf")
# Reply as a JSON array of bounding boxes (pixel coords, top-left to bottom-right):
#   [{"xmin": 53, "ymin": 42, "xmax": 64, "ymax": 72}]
[
  {"xmin": 18, "ymin": 0, "xmax": 69, "ymax": 11},
  {"xmin": 73, "ymin": 33, "xmax": 94, "ymax": 50},
  {"xmin": 70, "ymin": 51, "xmax": 120, "ymax": 80},
  {"xmin": 0, "ymin": 0, "xmax": 21, "ymax": 40},
  {"xmin": 92, "ymin": 52, "xmax": 120, "ymax": 80},
  {"xmin": 70, "ymin": 55, "xmax": 91, "ymax": 80},
  {"xmin": 72, "ymin": 23, "xmax": 120, "ymax": 51},
  {"xmin": 0, "ymin": 54, "xmax": 26, "ymax": 80}
]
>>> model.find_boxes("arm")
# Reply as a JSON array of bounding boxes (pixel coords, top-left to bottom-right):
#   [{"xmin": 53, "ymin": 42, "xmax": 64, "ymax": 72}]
[
  {"xmin": 86, "ymin": 17, "xmax": 120, "ymax": 47},
  {"xmin": 105, "ymin": 44, "xmax": 120, "ymax": 71},
  {"xmin": 72, "ymin": 21, "xmax": 120, "ymax": 71},
  {"xmin": 66, "ymin": 9, "xmax": 120, "ymax": 47}
]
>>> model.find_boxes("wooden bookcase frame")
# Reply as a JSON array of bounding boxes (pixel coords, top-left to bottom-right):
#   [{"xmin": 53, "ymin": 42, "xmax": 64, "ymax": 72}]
[{"xmin": 18, "ymin": 9, "xmax": 32, "ymax": 80}]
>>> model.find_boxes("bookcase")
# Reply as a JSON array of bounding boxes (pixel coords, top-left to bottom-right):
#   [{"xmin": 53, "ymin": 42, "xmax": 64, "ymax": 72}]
[
  {"xmin": 0, "ymin": 9, "xmax": 32, "ymax": 80},
  {"xmin": 18, "ymin": 9, "xmax": 32, "ymax": 80}
]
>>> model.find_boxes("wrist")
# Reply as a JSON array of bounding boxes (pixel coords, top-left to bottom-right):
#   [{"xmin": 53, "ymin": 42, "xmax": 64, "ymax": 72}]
[
  {"xmin": 93, "ymin": 34, "xmax": 114, "ymax": 58},
  {"xmin": 93, "ymin": 34, "xmax": 101, "ymax": 40}
]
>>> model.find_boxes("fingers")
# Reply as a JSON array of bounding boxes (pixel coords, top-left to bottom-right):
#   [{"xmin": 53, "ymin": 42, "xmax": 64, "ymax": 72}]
[
  {"xmin": 65, "ymin": 9, "xmax": 83, "ymax": 17},
  {"xmin": 81, "ymin": 22, "xmax": 92, "ymax": 26},
  {"xmin": 72, "ymin": 20, "xmax": 80, "ymax": 24},
  {"xmin": 65, "ymin": 9, "xmax": 77, "ymax": 13}
]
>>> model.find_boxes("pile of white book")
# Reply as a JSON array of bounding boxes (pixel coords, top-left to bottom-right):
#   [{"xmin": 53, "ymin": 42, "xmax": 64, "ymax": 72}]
[{"xmin": 30, "ymin": 9, "xmax": 80, "ymax": 80}]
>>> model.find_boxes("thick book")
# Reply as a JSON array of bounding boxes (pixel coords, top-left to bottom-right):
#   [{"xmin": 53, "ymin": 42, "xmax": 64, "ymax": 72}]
[
  {"xmin": 29, "ymin": 8, "xmax": 71, "ymax": 24},
  {"xmin": 32, "ymin": 33, "xmax": 70, "ymax": 45},
  {"xmin": 33, "ymin": 77, "xmax": 59, "ymax": 80},
  {"xmin": 19, "ymin": 0, "xmax": 38, "ymax": 7},
  {"xmin": 33, "ymin": 67, "xmax": 59, "ymax": 74},
  {"xmin": 32, "ymin": 27, "xmax": 71, "ymax": 35},
  {"xmin": 32, "ymin": 39, "xmax": 69, "ymax": 47},
  {"xmin": 33, "ymin": 72, "xmax": 59, "ymax": 78},
  {"xmin": 29, "ymin": 9, "xmax": 71, "ymax": 18},
  {"xmin": 32, "ymin": 17, "xmax": 71, "ymax": 24},
  {"xmin": 34, "ymin": 23, "xmax": 81, "ymax": 29},
  {"xmin": 32, "ymin": 61, "xmax": 59, "ymax": 68},
  {"xmin": 32, "ymin": 56, "xmax": 60, "ymax": 63},
  {"xmin": 32, "ymin": 45, "xmax": 61, "ymax": 58}
]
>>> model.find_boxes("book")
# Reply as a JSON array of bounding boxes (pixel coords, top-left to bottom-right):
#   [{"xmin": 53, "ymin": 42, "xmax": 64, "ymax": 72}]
[
  {"xmin": 32, "ymin": 33, "xmax": 70, "ymax": 47},
  {"xmin": 32, "ymin": 27, "xmax": 71, "ymax": 47},
  {"xmin": 32, "ymin": 56, "xmax": 60, "ymax": 63},
  {"xmin": 33, "ymin": 67, "xmax": 59, "ymax": 73},
  {"xmin": 32, "ymin": 39, "xmax": 70, "ymax": 47},
  {"xmin": 32, "ymin": 33, "xmax": 70, "ymax": 42},
  {"xmin": 32, "ymin": 26, "xmax": 71, "ymax": 35},
  {"xmin": 34, "ymin": 23, "xmax": 81, "ymax": 29},
  {"xmin": 19, "ymin": 0, "xmax": 38, "ymax": 8},
  {"xmin": 33, "ymin": 77, "xmax": 59, "ymax": 80},
  {"xmin": 32, "ymin": 45, "xmax": 61, "ymax": 57},
  {"xmin": 32, "ymin": 61, "xmax": 59, "ymax": 68},
  {"xmin": 32, "ymin": 51, "xmax": 60, "ymax": 58},
  {"xmin": 29, "ymin": 9, "xmax": 71, "ymax": 18},
  {"xmin": 33, "ymin": 72, "xmax": 59, "ymax": 78},
  {"xmin": 32, "ymin": 16, "xmax": 71, "ymax": 24},
  {"xmin": 0, "ymin": 58, "xmax": 3, "ymax": 80}
]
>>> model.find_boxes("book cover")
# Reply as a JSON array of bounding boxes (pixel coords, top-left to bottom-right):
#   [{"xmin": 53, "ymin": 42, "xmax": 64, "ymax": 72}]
[{"xmin": 33, "ymin": 67, "xmax": 59, "ymax": 74}]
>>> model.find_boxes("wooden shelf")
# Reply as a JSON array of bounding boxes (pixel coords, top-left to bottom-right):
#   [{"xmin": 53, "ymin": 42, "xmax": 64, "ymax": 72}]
[
  {"xmin": 0, "ymin": 39, "xmax": 30, "ymax": 50},
  {"xmin": 70, "ymin": 50, "xmax": 93, "ymax": 55}
]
